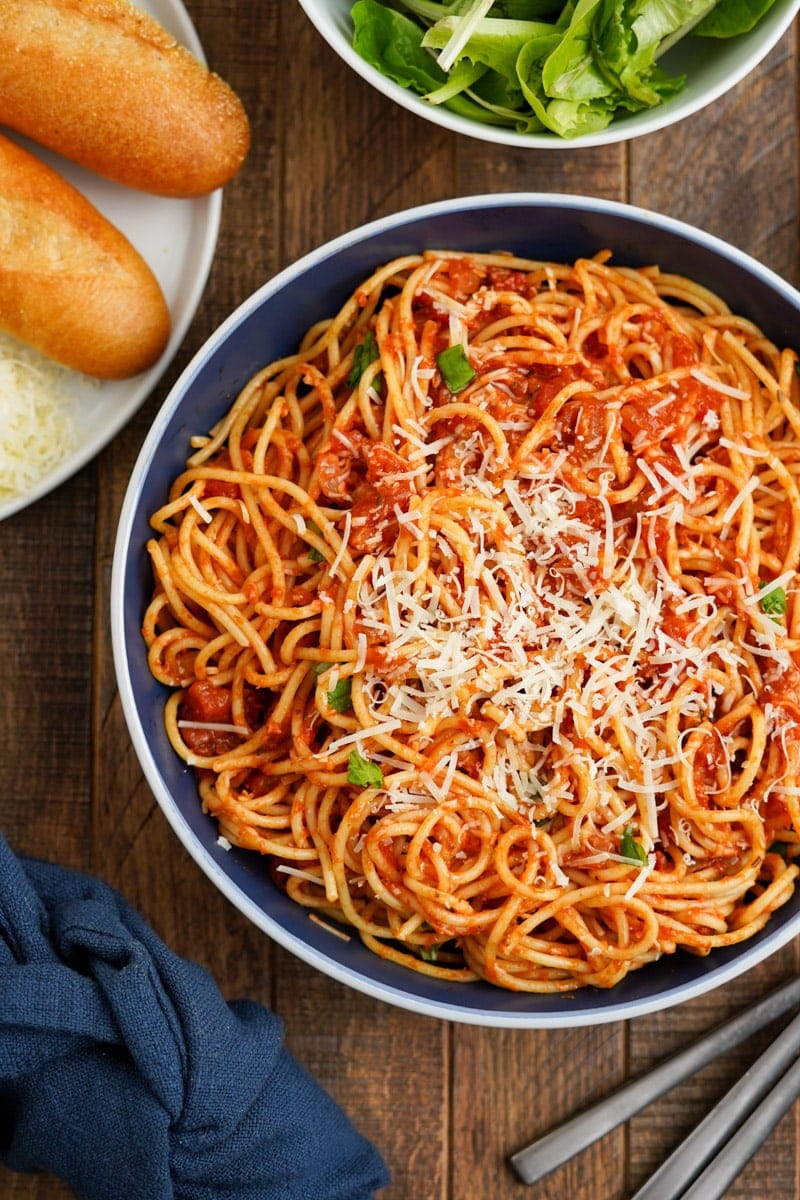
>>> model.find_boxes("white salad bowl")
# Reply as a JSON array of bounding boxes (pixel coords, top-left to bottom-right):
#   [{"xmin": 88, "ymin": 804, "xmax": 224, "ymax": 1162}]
[{"xmin": 296, "ymin": 0, "xmax": 800, "ymax": 148}]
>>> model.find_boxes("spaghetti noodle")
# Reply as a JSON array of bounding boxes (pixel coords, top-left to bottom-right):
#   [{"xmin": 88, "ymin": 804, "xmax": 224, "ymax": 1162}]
[{"xmin": 143, "ymin": 249, "xmax": 800, "ymax": 993}]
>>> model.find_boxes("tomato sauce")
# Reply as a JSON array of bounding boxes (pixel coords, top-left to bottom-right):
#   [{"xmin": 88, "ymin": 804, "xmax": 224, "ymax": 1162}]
[
  {"xmin": 179, "ymin": 681, "xmax": 240, "ymax": 757},
  {"xmin": 179, "ymin": 680, "xmax": 270, "ymax": 758},
  {"xmin": 761, "ymin": 667, "xmax": 800, "ymax": 739}
]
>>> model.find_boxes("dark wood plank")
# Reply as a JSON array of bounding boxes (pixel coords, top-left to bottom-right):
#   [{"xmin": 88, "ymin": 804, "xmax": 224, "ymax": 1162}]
[
  {"xmin": 285, "ymin": 5, "xmax": 459, "ymax": 258},
  {"xmin": 453, "ymin": 1023, "xmax": 628, "ymax": 1199},
  {"xmin": 0, "ymin": 366, "xmax": 97, "ymax": 1200},
  {"xmin": 0, "ymin": 465, "xmax": 95, "ymax": 869},
  {"xmin": 455, "ymin": 141, "xmax": 626, "ymax": 201}
]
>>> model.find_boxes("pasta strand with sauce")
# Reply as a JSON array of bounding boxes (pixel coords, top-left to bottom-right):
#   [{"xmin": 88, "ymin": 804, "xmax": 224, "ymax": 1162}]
[{"xmin": 143, "ymin": 250, "xmax": 800, "ymax": 992}]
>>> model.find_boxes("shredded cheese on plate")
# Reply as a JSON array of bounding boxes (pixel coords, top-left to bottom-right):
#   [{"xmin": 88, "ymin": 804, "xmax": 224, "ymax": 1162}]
[{"xmin": 0, "ymin": 334, "xmax": 78, "ymax": 501}]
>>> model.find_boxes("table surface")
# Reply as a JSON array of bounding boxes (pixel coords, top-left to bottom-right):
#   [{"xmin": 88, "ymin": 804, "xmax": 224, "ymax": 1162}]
[{"xmin": 2, "ymin": 4, "xmax": 800, "ymax": 1198}]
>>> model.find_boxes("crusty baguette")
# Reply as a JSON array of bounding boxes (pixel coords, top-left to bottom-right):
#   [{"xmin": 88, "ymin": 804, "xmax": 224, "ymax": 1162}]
[
  {"xmin": 0, "ymin": 132, "xmax": 171, "ymax": 379},
  {"xmin": 0, "ymin": 0, "xmax": 250, "ymax": 198}
]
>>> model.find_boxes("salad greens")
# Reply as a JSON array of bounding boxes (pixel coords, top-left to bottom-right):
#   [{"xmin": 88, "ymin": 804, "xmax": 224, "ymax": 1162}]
[{"xmin": 350, "ymin": 0, "xmax": 779, "ymax": 138}]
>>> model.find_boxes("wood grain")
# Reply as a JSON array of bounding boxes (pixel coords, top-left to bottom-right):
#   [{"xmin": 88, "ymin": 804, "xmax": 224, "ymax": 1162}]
[{"xmin": 0, "ymin": 3, "xmax": 799, "ymax": 1199}]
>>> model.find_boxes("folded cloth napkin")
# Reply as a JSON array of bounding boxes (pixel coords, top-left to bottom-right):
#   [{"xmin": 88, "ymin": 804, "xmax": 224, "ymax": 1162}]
[{"xmin": 0, "ymin": 832, "xmax": 390, "ymax": 1200}]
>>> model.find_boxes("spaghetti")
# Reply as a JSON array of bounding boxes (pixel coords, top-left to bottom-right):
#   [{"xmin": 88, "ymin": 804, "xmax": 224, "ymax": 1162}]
[{"xmin": 143, "ymin": 250, "xmax": 800, "ymax": 993}]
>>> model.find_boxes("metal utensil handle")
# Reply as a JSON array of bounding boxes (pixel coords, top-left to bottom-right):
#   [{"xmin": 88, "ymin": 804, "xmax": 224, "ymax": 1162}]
[
  {"xmin": 678, "ymin": 1051, "xmax": 800, "ymax": 1200},
  {"xmin": 509, "ymin": 975, "xmax": 800, "ymax": 1187},
  {"xmin": 631, "ymin": 1006, "xmax": 800, "ymax": 1200}
]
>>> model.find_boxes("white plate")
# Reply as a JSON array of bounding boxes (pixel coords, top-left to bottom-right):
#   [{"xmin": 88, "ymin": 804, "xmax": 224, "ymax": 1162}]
[{"xmin": 0, "ymin": 0, "xmax": 221, "ymax": 522}]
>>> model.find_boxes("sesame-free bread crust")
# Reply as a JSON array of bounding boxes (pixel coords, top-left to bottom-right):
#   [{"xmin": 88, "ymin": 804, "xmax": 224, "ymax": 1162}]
[
  {"xmin": 0, "ymin": 0, "xmax": 250, "ymax": 197},
  {"xmin": 0, "ymin": 132, "xmax": 171, "ymax": 378}
]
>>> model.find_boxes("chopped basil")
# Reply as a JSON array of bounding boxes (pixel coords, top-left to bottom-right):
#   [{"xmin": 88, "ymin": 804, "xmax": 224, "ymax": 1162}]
[
  {"xmin": 348, "ymin": 330, "xmax": 380, "ymax": 387},
  {"xmin": 759, "ymin": 581, "xmax": 787, "ymax": 616},
  {"xmin": 326, "ymin": 676, "xmax": 353, "ymax": 713},
  {"xmin": 347, "ymin": 749, "xmax": 384, "ymax": 788},
  {"xmin": 306, "ymin": 520, "xmax": 326, "ymax": 563},
  {"xmin": 620, "ymin": 827, "xmax": 648, "ymax": 866},
  {"xmin": 436, "ymin": 343, "xmax": 476, "ymax": 393}
]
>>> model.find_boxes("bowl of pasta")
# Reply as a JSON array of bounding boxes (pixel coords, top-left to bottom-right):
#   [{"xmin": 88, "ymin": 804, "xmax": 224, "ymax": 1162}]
[
  {"xmin": 296, "ymin": 0, "xmax": 800, "ymax": 148},
  {"xmin": 113, "ymin": 193, "xmax": 800, "ymax": 1027}
]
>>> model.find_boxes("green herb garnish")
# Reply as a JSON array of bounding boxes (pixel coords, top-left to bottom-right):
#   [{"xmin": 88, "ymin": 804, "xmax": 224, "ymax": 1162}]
[
  {"xmin": 305, "ymin": 520, "xmax": 326, "ymax": 563},
  {"xmin": 436, "ymin": 343, "xmax": 476, "ymax": 394},
  {"xmin": 326, "ymin": 677, "xmax": 353, "ymax": 713},
  {"xmin": 759, "ymin": 581, "xmax": 787, "ymax": 616},
  {"xmin": 620, "ymin": 826, "xmax": 648, "ymax": 866},
  {"xmin": 347, "ymin": 749, "xmax": 384, "ymax": 788},
  {"xmin": 348, "ymin": 330, "xmax": 380, "ymax": 387}
]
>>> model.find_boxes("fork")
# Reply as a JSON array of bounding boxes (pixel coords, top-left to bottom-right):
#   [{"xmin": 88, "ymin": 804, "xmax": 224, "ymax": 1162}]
[{"xmin": 509, "ymin": 974, "xmax": 800, "ymax": 1196}]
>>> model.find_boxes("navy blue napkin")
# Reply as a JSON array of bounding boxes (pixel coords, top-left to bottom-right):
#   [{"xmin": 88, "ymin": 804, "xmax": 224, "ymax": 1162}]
[{"xmin": 0, "ymin": 832, "xmax": 390, "ymax": 1199}]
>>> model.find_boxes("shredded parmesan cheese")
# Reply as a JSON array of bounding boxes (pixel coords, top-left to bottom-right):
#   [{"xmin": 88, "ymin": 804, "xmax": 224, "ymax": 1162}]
[{"xmin": 0, "ymin": 334, "xmax": 79, "ymax": 500}]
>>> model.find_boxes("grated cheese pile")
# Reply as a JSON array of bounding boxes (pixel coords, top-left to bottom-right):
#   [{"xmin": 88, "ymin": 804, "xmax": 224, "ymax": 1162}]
[
  {"xmin": 0, "ymin": 333, "xmax": 78, "ymax": 500},
  {"xmin": 337, "ymin": 326, "xmax": 795, "ymax": 876}
]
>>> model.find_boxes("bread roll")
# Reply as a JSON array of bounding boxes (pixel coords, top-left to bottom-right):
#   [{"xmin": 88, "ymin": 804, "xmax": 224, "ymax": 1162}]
[
  {"xmin": 0, "ymin": 0, "xmax": 250, "ymax": 197},
  {"xmin": 0, "ymin": 132, "xmax": 171, "ymax": 379}
]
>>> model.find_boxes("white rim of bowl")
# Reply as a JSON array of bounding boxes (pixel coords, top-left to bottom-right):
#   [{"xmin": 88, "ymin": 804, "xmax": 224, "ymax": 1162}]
[{"xmin": 112, "ymin": 193, "xmax": 800, "ymax": 1025}]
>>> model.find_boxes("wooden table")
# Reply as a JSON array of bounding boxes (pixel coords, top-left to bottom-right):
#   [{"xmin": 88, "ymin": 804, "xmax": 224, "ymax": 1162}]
[{"xmin": 2, "ymin": 4, "xmax": 799, "ymax": 1198}]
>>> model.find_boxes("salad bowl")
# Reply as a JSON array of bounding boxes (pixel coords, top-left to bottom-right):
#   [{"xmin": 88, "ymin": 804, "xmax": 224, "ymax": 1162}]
[{"xmin": 296, "ymin": 0, "xmax": 800, "ymax": 148}]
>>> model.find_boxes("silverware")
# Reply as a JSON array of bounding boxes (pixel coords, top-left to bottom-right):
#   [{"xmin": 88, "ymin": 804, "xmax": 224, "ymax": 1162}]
[
  {"xmin": 632, "ymin": 1006, "xmax": 800, "ymax": 1200},
  {"xmin": 509, "ymin": 975, "xmax": 800, "ymax": 1189}
]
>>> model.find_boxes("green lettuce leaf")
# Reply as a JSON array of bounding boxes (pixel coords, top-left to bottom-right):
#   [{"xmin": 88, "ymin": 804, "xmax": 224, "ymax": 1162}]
[
  {"xmin": 695, "ymin": 0, "xmax": 775, "ymax": 35},
  {"xmin": 352, "ymin": 0, "xmax": 447, "ymax": 94},
  {"xmin": 424, "ymin": 57, "xmax": 487, "ymax": 103},
  {"xmin": 540, "ymin": 0, "xmax": 616, "ymax": 100},
  {"xmin": 516, "ymin": 33, "xmax": 610, "ymax": 134},
  {"xmin": 592, "ymin": 0, "xmax": 691, "ymax": 105},
  {"xmin": 422, "ymin": 15, "xmax": 555, "ymax": 81},
  {"xmin": 499, "ymin": 0, "xmax": 565, "ymax": 14}
]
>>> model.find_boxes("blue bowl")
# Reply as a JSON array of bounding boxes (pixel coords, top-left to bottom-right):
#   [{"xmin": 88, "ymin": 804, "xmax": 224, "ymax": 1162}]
[{"xmin": 112, "ymin": 194, "xmax": 800, "ymax": 1026}]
